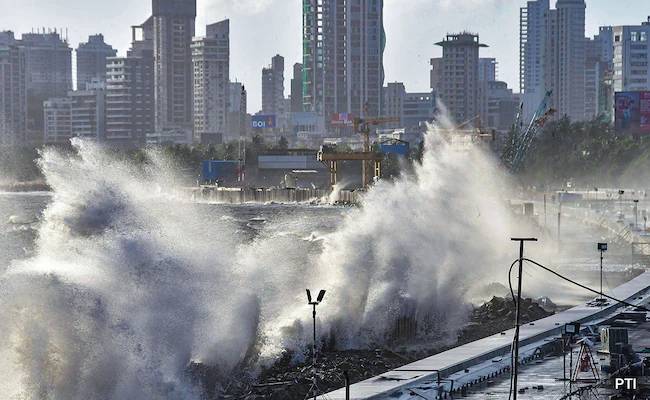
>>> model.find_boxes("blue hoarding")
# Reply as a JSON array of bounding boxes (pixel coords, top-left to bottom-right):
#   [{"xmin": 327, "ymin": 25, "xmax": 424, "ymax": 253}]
[
  {"xmin": 380, "ymin": 140, "xmax": 410, "ymax": 156},
  {"xmin": 202, "ymin": 160, "xmax": 240, "ymax": 183},
  {"xmin": 252, "ymin": 115, "xmax": 277, "ymax": 129}
]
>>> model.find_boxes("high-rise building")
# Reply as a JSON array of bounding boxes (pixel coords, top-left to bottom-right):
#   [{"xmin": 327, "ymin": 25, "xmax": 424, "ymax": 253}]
[
  {"xmin": 590, "ymin": 27, "xmax": 615, "ymax": 119},
  {"xmin": 0, "ymin": 31, "xmax": 26, "ymax": 147},
  {"xmin": 402, "ymin": 92, "xmax": 436, "ymax": 133},
  {"xmin": 485, "ymin": 81, "xmax": 520, "ymax": 132},
  {"xmin": 227, "ymin": 81, "xmax": 248, "ymax": 142},
  {"xmin": 584, "ymin": 36, "xmax": 609, "ymax": 120},
  {"xmin": 519, "ymin": 0, "xmax": 587, "ymax": 122},
  {"xmin": 262, "ymin": 54, "xmax": 288, "ymax": 136},
  {"xmin": 612, "ymin": 18, "xmax": 650, "ymax": 93},
  {"xmin": 430, "ymin": 58, "xmax": 443, "ymax": 93},
  {"xmin": 192, "ymin": 19, "xmax": 230, "ymax": 145},
  {"xmin": 262, "ymin": 54, "xmax": 285, "ymax": 114},
  {"xmin": 383, "ymin": 82, "xmax": 405, "ymax": 129},
  {"xmin": 303, "ymin": 0, "xmax": 385, "ymax": 120},
  {"xmin": 18, "ymin": 31, "xmax": 72, "ymax": 142},
  {"xmin": 434, "ymin": 33, "xmax": 488, "ymax": 125},
  {"xmin": 519, "ymin": 0, "xmax": 550, "ymax": 122},
  {"xmin": 555, "ymin": 0, "xmax": 586, "ymax": 122},
  {"xmin": 69, "ymin": 79, "xmax": 106, "ymax": 140},
  {"xmin": 290, "ymin": 62, "xmax": 303, "ymax": 113},
  {"xmin": 105, "ymin": 18, "xmax": 154, "ymax": 148},
  {"xmin": 152, "ymin": 0, "xmax": 196, "ymax": 141},
  {"xmin": 383, "ymin": 82, "xmax": 436, "ymax": 133},
  {"xmin": 76, "ymin": 34, "xmax": 117, "ymax": 89},
  {"xmin": 479, "ymin": 58, "xmax": 497, "ymax": 82},
  {"xmin": 43, "ymin": 97, "xmax": 72, "ymax": 144},
  {"xmin": 478, "ymin": 58, "xmax": 498, "ymax": 125}
]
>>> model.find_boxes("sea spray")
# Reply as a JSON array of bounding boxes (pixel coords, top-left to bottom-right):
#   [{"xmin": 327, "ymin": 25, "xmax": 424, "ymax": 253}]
[
  {"xmin": 297, "ymin": 115, "xmax": 518, "ymax": 348},
  {"xmin": 0, "ymin": 115, "xmax": 521, "ymax": 398},
  {"xmin": 1, "ymin": 140, "xmax": 259, "ymax": 399}
]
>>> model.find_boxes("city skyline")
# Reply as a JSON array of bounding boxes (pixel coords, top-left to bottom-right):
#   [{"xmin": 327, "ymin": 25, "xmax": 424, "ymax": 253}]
[{"xmin": 1, "ymin": 0, "xmax": 647, "ymax": 112}]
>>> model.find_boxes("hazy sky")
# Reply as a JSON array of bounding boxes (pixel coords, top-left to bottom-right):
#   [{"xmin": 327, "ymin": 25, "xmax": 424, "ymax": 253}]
[{"xmin": 1, "ymin": 0, "xmax": 648, "ymax": 112}]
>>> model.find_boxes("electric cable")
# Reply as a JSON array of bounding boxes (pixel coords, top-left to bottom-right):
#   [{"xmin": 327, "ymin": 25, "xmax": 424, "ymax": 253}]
[{"xmin": 519, "ymin": 258, "xmax": 649, "ymax": 312}]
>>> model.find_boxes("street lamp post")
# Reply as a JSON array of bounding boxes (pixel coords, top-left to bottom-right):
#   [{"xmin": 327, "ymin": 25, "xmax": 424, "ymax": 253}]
[
  {"xmin": 306, "ymin": 289, "xmax": 326, "ymax": 400},
  {"xmin": 618, "ymin": 190, "xmax": 625, "ymax": 222},
  {"xmin": 634, "ymin": 200, "xmax": 639, "ymax": 230},
  {"xmin": 557, "ymin": 198, "xmax": 562, "ymax": 250},
  {"xmin": 510, "ymin": 237, "xmax": 538, "ymax": 400},
  {"xmin": 597, "ymin": 243, "xmax": 608, "ymax": 303}
]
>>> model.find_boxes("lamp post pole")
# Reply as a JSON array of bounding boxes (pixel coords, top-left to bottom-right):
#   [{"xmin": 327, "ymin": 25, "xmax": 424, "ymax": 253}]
[
  {"xmin": 600, "ymin": 248, "xmax": 604, "ymax": 302},
  {"xmin": 597, "ymin": 243, "xmax": 607, "ymax": 305},
  {"xmin": 306, "ymin": 289, "xmax": 326, "ymax": 400},
  {"xmin": 511, "ymin": 238, "xmax": 538, "ymax": 400},
  {"xmin": 312, "ymin": 302, "xmax": 317, "ymax": 400},
  {"xmin": 544, "ymin": 193, "xmax": 547, "ymax": 229},
  {"xmin": 557, "ymin": 199, "xmax": 562, "ymax": 251}
]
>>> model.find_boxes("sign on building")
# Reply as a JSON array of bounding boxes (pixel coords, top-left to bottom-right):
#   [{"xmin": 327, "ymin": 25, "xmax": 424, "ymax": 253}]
[
  {"xmin": 615, "ymin": 91, "xmax": 650, "ymax": 134},
  {"xmin": 252, "ymin": 115, "xmax": 277, "ymax": 129},
  {"xmin": 331, "ymin": 112, "xmax": 354, "ymax": 126}
]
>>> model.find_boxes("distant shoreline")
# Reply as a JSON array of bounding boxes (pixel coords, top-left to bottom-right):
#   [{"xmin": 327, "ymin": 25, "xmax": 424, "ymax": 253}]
[{"xmin": 0, "ymin": 181, "xmax": 51, "ymax": 193}]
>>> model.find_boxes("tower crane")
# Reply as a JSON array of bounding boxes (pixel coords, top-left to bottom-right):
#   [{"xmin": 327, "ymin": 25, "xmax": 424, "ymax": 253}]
[{"xmin": 506, "ymin": 90, "xmax": 556, "ymax": 172}]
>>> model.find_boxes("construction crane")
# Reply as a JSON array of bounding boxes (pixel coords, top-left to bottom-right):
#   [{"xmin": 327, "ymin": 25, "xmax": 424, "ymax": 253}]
[
  {"xmin": 318, "ymin": 116, "xmax": 400, "ymax": 189},
  {"xmin": 506, "ymin": 90, "xmax": 556, "ymax": 172}
]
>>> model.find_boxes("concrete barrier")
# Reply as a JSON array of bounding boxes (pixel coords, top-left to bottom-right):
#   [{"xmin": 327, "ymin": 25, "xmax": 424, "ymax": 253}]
[{"xmin": 188, "ymin": 186, "xmax": 362, "ymax": 205}]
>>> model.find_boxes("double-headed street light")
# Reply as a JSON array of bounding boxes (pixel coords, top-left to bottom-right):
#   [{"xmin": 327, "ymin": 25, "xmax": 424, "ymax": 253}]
[{"xmin": 306, "ymin": 289, "xmax": 326, "ymax": 400}]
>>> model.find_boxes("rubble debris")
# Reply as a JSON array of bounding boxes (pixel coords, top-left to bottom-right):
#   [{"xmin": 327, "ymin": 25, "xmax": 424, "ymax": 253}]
[
  {"xmin": 193, "ymin": 296, "xmax": 553, "ymax": 399},
  {"xmin": 459, "ymin": 296, "xmax": 553, "ymax": 344}
]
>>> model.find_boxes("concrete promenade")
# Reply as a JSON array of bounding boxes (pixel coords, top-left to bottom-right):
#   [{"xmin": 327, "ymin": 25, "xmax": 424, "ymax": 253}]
[{"xmin": 325, "ymin": 271, "xmax": 650, "ymax": 399}]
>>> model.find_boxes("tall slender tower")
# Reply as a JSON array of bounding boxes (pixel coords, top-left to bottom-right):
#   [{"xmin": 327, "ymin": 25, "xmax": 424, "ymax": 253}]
[
  {"xmin": 192, "ymin": 20, "xmax": 230, "ymax": 145},
  {"xmin": 18, "ymin": 31, "xmax": 72, "ymax": 143},
  {"xmin": 303, "ymin": 0, "xmax": 385, "ymax": 121},
  {"xmin": 555, "ymin": 0, "xmax": 586, "ymax": 122},
  {"xmin": 519, "ymin": 0, "xmax": 586, "ymax": 122},
  {"xmin": 520, "ymin": 0, "xmax": 550, "ymax": 122},
  {"xmin": 290, "ymin": 63, "xmax": 303, "ymax": 113},
  {"xmin": 262, "ymin": 55, "xmax": 285, "ymax": 115},
  {"xmin": 152, "ymin": 0, "xmax": 196, "ymax": 140},
  {"xmin": 0, "ymin": 31, "xmax": 26, "ymax": 147},
  {"xmin": 105, "ymin": 17, "xmax": 154, "ymax": 148}
]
